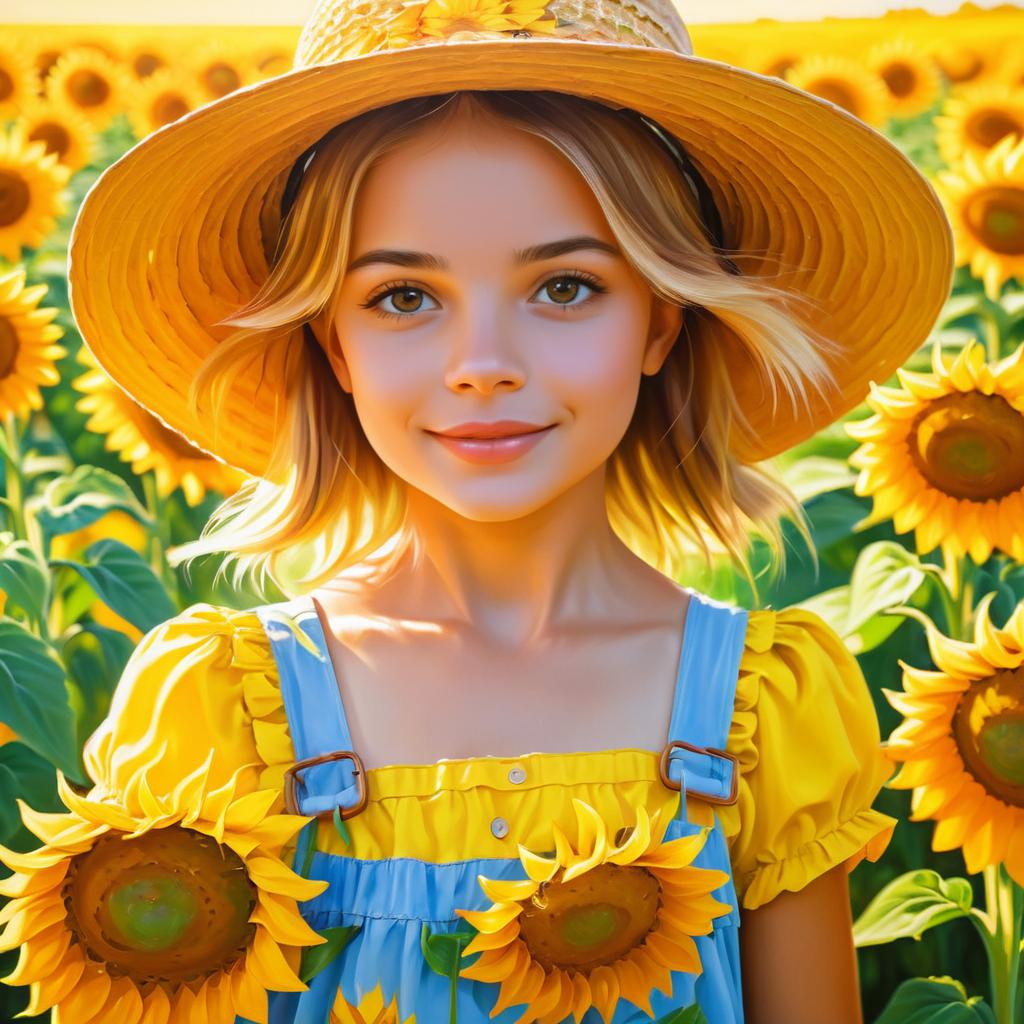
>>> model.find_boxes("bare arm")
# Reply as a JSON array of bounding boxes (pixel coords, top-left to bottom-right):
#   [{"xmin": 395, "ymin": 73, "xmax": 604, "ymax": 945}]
[{"xmin": 739, "ymin": 863, "xmax": 863, "ymax": 1024}]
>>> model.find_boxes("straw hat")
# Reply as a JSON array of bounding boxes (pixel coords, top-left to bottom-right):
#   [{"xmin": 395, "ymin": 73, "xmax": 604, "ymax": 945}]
[{"xmin": 68, "ymin": 0, "xmax": 955, "ymax": 475}]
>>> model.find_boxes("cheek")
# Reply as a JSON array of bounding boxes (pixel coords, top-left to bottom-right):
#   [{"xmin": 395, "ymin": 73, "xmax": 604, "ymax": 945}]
[{"xmin": 341, "ymin": 338, "xmax": 426, "ymax": 446}]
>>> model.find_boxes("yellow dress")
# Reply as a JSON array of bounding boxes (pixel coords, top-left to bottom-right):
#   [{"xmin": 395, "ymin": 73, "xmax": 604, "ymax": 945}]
[{"xmin": 0, "ymin": 598, "xmax": 897, "ymax": 1024}]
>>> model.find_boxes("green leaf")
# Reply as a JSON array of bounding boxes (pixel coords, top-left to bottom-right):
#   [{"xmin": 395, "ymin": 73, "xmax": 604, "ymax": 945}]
[
  {"xmin": 333, "ymin": 805, "xmax": 352, "ymax": 847},
  {"xmin": 422, "ymin": 922, "xmax": 477, "ymax": 977},
  {"xmin": 34, "ymin": 465, "xmax": 151, "ymax": 539},
  {"xmin": 0, "ymin": 619, "xmax": 81, "ymax": 781},
  {"xmin": 61, "ymin": 624, "xmax": 135, "ymax": 754},
  {"xmin": 853, "ymin": 869, "xmax": 975, "ymax": 947},
  {"xmin": 0, "ymin": 741, "xmax": 62, "ymax": 845},
  {"xmin": 874, "ymin": 977, "xmax": 996, "ymax": 1024},
  {"xmin": 778, "ymin": 456, "xmax": 857, "ymax": 504},
  {"xmin": 0, "ymin": 531, "xmax": 49, "ymax": 623},
  {"xmin": 847, "ymin": 542, "xmax": 930, "ymax": 628},
  {"xmin": 298, "ymin": 924, "xmax": 361, "ymax": 984},
  {"xmin": 654, "ymin": 1004, "xmax": 710, "ymax": 1023},
  {"xmin": 51, "ymin": 539, "xmax": 175, "ymax": 633}
]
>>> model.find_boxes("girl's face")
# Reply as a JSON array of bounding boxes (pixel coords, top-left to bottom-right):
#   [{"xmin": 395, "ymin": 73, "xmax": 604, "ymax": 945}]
[{"xmin": 328, "ymin": 108, "xmax": 684, "ymax": 522}]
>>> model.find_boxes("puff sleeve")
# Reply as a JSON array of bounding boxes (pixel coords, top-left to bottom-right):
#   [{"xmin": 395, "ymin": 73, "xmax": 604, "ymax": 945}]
[
  {"xmin": 0, "ymin": 604, "xmax": 321, "ymax": 1024},
  {"xmin": 719, "ymin": 606, "xmax": 898, "ymax": 911}
]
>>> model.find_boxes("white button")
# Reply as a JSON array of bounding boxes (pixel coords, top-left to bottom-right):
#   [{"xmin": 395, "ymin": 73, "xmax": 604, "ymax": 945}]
[
  {"xmin": 508, "ymin": 767, "xmax": 527, "ymax": 784},
  {"xmin": 490, "ymin": 816, "xmax": 510, "ymax": 839}
]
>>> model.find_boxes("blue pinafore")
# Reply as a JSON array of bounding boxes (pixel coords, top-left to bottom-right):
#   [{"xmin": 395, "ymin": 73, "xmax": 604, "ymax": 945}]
[{"xmin": 242, "ymin": 589, "xmax": 749, "ymax": 1024}]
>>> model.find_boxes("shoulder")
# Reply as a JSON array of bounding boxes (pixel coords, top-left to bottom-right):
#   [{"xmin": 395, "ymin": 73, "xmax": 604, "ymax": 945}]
[
  {"xmin": 721, "ymin": 605, "xmax": 898, "ymax": 910},
  {"xmin": 82, "ymin": 601, "xmax": 293, "ymax": 798}
]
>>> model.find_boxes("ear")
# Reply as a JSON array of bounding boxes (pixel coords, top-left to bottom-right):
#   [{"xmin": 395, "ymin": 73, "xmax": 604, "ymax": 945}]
[
  {"xmin": 313, "ymin": 316, "xmax": 353, "ymax": 394},
  {"xmin": 641, "ymin": 295, "xmax": 686, "ymax": 376}
]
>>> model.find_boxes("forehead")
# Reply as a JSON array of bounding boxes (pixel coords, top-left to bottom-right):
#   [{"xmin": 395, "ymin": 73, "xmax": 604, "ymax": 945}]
[{"xmin": 349, "ymin": 110, "xmax": 615, "ymax": 253}]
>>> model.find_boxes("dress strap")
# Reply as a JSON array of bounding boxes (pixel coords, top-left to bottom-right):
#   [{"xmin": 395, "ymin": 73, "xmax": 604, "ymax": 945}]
[
  {"xmin": 660, "ymin": 590, "xmax": 749, "ymax": 807},
  {"xmin": 255, "ymin": 595, "xmax": 366, "ymax": 818}
]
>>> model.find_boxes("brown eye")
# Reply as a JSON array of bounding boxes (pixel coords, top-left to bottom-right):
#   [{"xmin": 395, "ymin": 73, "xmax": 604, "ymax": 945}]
[
  {"xmin": 544, "ymin": 278, "xmax": 580, "ymax": 304},
  {"xmin": 391, "ymin": 288, "xmax": 425, "ymax": 313}
]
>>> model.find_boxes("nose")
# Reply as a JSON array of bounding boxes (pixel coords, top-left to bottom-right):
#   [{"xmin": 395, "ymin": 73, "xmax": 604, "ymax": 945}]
[{"xmin": 443, "ymin": 298, "xmax": 525, "ymax": 395}]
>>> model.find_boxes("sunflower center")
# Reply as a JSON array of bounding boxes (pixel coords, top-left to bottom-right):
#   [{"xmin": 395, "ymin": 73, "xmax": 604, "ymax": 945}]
[
  {"xmin": 517, "ymin": 862, "xmax": 661, "ymax": 972},
  {"xmin": 28, "ymin": 122, "xmax": 71, "ymax": 160},
  {"xmin": 808, "ymin": 78, "xmax": 861, "ymax": 117},
  {"xmin": 134, "ymin": 53, "xmax": 164, "ymax": 78},
  {"xmin": 0, "ymin": 68, "xmax": 13, "ymax": 102},
  {"xmin": 954, "ymin": 667, "xmax": 1024, "ymax": 806},
  {"xmin": 67, "ymin": 68, "xmax": 110, "ymax": 107},
  {"xmin": 62, "ymin": 825, "xmax": 257, "ymax": 985},
  {"xmin": 0, "ymin": 316, "xmax": 20, "ymax": 379},
  {"xmin": 909, "ymin": 391, "xmax": 1024, "ymax": 501},
  {"xmin": 964, "ymin": 186, "xmax": 1024, "ymax": 255},
  {"xmin": 938, "ymin": 50, "xmax": 984, "ymax": 83},
  {"xmin": 881, "ymin": 62, "xmax": 916, "ymax": 98},
  {"xmin": 204, "ymin": 62, "xmax": 240, "ymax": 96},
  {"xmin": 967, "ymin": 110, "xmax": 1024, "ymax": 149},
  {"xmin": 0, "ymin": 171, "xmax": 30, "ymax": 228},
  {"xmin": 124, "ymin": 398, "xmax": 208, "ymax": 460},
  {"xmin": 152, "ymin": 93, "xmax": 190, "ymax": 126}
]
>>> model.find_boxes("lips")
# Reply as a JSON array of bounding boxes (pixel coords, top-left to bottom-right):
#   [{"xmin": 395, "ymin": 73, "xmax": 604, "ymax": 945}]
[{"xmin": 430, "ymin": 421, "xmax": 552, "ymax": 439}]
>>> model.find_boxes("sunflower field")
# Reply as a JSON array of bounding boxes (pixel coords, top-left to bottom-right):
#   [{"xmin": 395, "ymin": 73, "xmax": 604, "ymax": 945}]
[{"xmin": 1, "ymin": 3, "xmax": 1024, "ymax": 1022}]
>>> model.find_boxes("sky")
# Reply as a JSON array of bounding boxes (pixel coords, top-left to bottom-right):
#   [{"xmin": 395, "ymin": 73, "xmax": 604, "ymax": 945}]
[{"xmin": 4, "ymin": 0, "xmax": 1018, "ymax": 23}]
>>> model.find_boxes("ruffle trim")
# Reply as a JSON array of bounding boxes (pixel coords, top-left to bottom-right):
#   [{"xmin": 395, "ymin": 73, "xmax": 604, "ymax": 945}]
[
  {"xmin": 736, "ymin": 807, "xmax": 898, "ymax": 911},
  {"xmin": 217, "ymin": 606, "xmax": 297, "ymax": 804}
]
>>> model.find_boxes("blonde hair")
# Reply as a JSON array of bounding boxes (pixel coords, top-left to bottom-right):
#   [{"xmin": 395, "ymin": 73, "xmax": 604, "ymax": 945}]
[{"xmin": 169, "ymin": 89, "xmax": 837, "ymax": 599}]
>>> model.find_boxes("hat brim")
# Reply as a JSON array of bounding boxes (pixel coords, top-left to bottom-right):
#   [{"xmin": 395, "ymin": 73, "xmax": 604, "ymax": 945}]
[{"xmin": 68, "ymin": 39, "xmax": 954, "ymax": 474}]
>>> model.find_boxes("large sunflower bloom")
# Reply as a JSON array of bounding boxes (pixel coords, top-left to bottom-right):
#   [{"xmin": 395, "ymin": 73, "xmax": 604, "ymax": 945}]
[
  {"xmin": 44, "ymin": 47, "xmax": 129, "ymax": 130},
  {"xmin": 454, "ymin": 799, "xmax": 731, "ymax": 1024},
  {"xmin": 189, "ymin": 46, "xmax": 252, "ymax": 101},
  {"xmin": 0, "ymin": 122, "xmax": 70, "ymax": 264},
  {"xmin": 933, "ymin": 132, "xmax": 1024, "ymax": 300},
  {"xmin": 0, "ymin": 756, "xmax": 329, "ymax": 1022},
  {"xmin": 0, "ymin": 266, "xmax": 65, "ymax": 420},
  {"xmin": 931, "ymin": 43, "xmax": 991, "ymax": 88},
  {"xmin": 0, "ymin": 43, "xmax": 39, "ymax": 121},
  {"xmin": 15, "ymin": 99, "xmax": 96, "ymax": 175},
  {"xmin": 884, "ymin": 594, "xmax": 1024, "ymax": 884},
  {"xmin": 785, "ymin": 54, "xmax": 892, "ymax": 128},
  {"xmin": 73, "ymin": 346, "xmax": 248, "ymax": 507},
  {"xmin": 847, "ymin": 339, "xmax": 1024, "ymax": 564},
  {"xmin": 330, "ymin": 981, "xmax": 416, "ymax": 1023},
  {"xmin": 866, "ymin": 37, "xmax": 942, "ymax": 119},
  {"xmin": 935, "ymin": 83, "xmax": 1024, "ymax": 168}
]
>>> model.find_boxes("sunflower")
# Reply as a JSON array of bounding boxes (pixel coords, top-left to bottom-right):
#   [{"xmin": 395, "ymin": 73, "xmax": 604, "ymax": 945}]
[
  {"xmin": 754, "ymin": 47, "xmax": 802, "ymax": 80},
  {"xmin": 34, "ymin": 50, "xmax": 63, "ymax": 96},
  {"xmin": 935, "ymin": 83, "xmax": 1024, "ymax": 168},
  {"xmin": 44, "ymin": 47, "xmax": 129, "ymax": 130},
  {"xmin": 0, "ymin": 44, "xmax": 39, "ymax": 121},
  {"xmin": 785, "ymin": 54, "xmax": 892, "ymax": 128},
  {"xmin": 252, "ymin": 48, "xmax": 294, "ymax": 80},
  {"xmin": 15, "ymin": 99, "xmax": 96, "ymax": 175},
  {"xmin": 73, "ymin": 346, "xmax": 248, "ymax": 507},
  {"xmin": 188, "ymin": 46, "xmax": 251, "ymax": 101},
  {"xmin": 126, "ymin": 68, "xmax": 206, "ymax": 141},
  {"xmin": 932, "ymin": 43, "xmax": 991, "ymax": 88},
  {"xmin": 0, "ymin": 122, "xmax": 70, "ymax": 264},
  {"xmin": 0, "ymin": 756, "xmax": 330, "ymax": 1021},
  {"xmin": 847, "ymin": 339, "xmax": 1024, "ymax": 564},
  {"xmin": 883, "ymin": 593, "xmax": 1024, "ymax": 883},
  {"xmin": 125, "ymin": 43, "xmax": 169, "ymax": 81},
  {"xmin": 933, "ymin": 132, "xmax": 1024, "ymax": 301},
  {"xmin": 0, "ymin": 266, "xmax": 65, "ymax": 421},
  {"xmin": 865, "ymin": 37, "xmax": 942, "ymax": 119},
  {"xmin": 454, "ymin": 798, "xmax": 731, "ymax": 1024},
  {"xmin": 330, "ymin": 982, "xmax": 416, "ymax": 1023}
]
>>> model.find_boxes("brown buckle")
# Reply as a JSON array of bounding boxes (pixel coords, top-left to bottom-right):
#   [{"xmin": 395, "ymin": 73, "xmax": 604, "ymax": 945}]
[
  {"xmin": 283, "ymin": 750, "xmax": 368, "ymax": 819},
  {"xmin": 659, "ymin": 739, "xmax": 739, "ymax": 806}
]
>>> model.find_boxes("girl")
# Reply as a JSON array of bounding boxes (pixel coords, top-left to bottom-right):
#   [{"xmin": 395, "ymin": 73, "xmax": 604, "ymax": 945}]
[{"xmin": 0, "ymin": 2, "xmax": 954, "ymax": 1023}]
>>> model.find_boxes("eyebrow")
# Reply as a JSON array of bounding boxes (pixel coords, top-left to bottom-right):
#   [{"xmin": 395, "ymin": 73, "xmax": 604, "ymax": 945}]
[{"xmin": 345, "ymin": 235, "xmax": 621, "ymax": 273}]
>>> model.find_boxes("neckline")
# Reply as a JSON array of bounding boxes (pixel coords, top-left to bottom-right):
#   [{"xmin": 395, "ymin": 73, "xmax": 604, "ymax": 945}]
[{"xmin": 298, "ymin": 587, "xmax": 704, "ymax": 777}]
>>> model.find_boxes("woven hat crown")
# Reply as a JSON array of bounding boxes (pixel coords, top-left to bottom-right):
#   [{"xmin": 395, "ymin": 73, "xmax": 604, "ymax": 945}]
[{"xmin": 294, "ymin": 0, "xmax": 693, "ymax": 66}]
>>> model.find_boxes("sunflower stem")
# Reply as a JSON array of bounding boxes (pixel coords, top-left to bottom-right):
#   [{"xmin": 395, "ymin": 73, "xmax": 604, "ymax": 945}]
[
  {"xmin": 982, "ymin": 863, "xmax": 1024, "ymax": 1024},
  {"xmin": 2, "ymin": 412, "xmax": 26, "ymax": 541},
  {"xmin": 141, "ymin": 472, "xmax": 179, "ymax": 606}
]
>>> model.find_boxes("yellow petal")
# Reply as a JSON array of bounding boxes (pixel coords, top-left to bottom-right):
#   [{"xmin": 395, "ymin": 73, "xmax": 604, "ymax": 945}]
[
  {"xmin": 249, "ymin": 890, "xmax": 327, "ymax": 947},
  {"xmin": 454, "ymin": 901, "xmax": 522, "ymax": 934},
  {"xmin": 245, "ymin": 853, "xmax": 330, "ymax": 900},
  {"xmin": 245, "ymin": 925, "xmax": 308, "ymax": 993}
]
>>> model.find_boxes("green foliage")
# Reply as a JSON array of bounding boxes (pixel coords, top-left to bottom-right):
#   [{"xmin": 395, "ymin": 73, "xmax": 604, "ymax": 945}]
[
  {"xmin": 298, "ymin": 924, "xmax": 361, "ymax": 984},
  {"xmin": 853, "ymin": 870, "xmax": 977, "ymax": 947},
  {"xmin": 874, "ymin": 977, "xmax": 997, "ymax": 1024}
]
